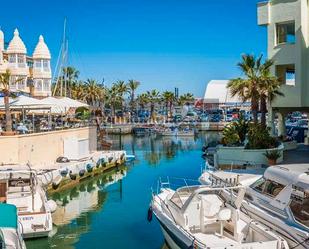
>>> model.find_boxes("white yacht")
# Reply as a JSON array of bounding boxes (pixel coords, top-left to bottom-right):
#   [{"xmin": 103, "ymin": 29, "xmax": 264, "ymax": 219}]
[
  {"xmin": 0, "ymin": 168, "xmax": 57, "ymax": 239},
  {"xmin": 151, "ymin": 181, "xmax": 289, "ymax": 249},
  {"xmin": 242, "ymin": 164, "xmax": 309, "ymax": 249},
  {"xmin": 0, "ymin": 203, "xmax": 26, "ymax": 249}
]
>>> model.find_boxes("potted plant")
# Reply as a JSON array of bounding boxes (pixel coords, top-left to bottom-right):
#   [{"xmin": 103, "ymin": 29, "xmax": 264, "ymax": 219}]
[{"xmin": 264, "ymin": 150, "xmax": 281, "ymax": 166}]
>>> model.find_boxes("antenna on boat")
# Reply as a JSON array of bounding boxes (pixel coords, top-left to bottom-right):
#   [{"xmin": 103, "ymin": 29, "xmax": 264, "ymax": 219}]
[{"xmin": 53, "ymin": 18, "xmax": 68, "ymax": 97}]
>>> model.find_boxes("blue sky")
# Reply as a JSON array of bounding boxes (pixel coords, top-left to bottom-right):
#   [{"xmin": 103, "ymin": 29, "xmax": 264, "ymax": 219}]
[{"xmin": 0, "ymin": 0, "xmax": 266, "ymax": 97}]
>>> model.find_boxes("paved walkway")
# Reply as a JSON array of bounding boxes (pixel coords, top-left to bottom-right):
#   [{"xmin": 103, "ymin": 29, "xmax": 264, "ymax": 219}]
[{"xmin": 283, "ymin": 144, "xmax": 309, "ymax": 164}]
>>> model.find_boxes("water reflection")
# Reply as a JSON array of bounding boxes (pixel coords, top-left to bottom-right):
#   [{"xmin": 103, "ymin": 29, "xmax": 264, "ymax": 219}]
[
  {"xmin": 27, "ymin": 132, "xmax": 221, "ymax": 249},
  {"xmin": 26, "ymin": 166, "xmax": 127, "ymax": 249},
  {"xmin": 110, "ymin": 132, "xmax": 221, "ymax": 165}
]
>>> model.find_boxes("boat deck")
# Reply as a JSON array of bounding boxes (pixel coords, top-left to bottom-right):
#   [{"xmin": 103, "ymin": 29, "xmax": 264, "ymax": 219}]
[{"xmin": 193, "ymin": 233, "xmax": 238, "ymax": 247}]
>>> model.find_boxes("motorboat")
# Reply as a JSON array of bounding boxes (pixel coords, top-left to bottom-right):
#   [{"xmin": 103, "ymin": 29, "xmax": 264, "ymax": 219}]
[
  {"xmin": 0, "ymin": 203, "xmax": 26, "ymax": 249},
  {"xmin": 0, "ymin": 168, "xmax": 57, "ymax": 239},
  {"xmin": 241, "ymin": 164, "xmax": 309, "ymax": 249},
  {"xmin": 151, "ymin": 180, "xmax": 289, "ymax": 249}
]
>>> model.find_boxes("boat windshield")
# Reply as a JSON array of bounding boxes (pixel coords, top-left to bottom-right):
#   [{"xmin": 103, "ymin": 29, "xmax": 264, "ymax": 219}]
[
  {"xmin": 290, "ymin": 186, "xmax": 309, "ymax": 228},
  {"xmin": 170, "ymin": 186, "xmax": 198, "ymax": 209},
  {"xmin": 250, "ymin": 177, "xmax": 285, "ymax": 198}
]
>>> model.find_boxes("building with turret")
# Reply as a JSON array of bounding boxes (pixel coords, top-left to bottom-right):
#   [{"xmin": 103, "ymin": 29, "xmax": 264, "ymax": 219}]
[{"xmin": 0, "ymin": 28, "xmax": 52, "ymax": 97}]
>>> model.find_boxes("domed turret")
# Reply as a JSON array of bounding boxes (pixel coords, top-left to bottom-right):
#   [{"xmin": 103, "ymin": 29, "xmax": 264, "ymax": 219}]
[
  {"xmin": 7, "ymin": 28, "xmax": 27, "ymax": 54},
  {"xmin": 33, "ymin": 35, "xmax": 51, "ymax": 59}
]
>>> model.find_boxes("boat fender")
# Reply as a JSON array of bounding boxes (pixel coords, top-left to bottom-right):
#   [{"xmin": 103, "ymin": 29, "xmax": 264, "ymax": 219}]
[
  {"xmin": 79, "ymin": 169, "xmax": 86, "ymax": 177},
  {"xmin": 60, "ymin": 169, "xmax": 68, "ymax": 177},
  {"xmin": 69, "ymin": 171, "xmax": 77, "ymax": 180},
  {"xmin": 86, "ymin": 163, "xmax": 93, "ymax": 173},
  {"xmin": 47, "ymin": 200, "xmax": 57, "ymax": 213},
  {"xmin": 96, "ymin": 159, "xmax": 101, "ymax": 168},
  {"xmin": 147, "ymin": 206, "xmax": 153, "ymax": 222}
]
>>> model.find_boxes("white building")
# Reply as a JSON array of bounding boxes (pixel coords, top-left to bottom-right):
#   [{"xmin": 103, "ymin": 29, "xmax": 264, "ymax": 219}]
[
  {"xmin": 0, "ymin": 28, "xmax": 52, "ymax": 97},
  {"xmin": 258, "ymin": 0, "xmax": 308, "ymax": 135},
  {"xmin": 203, "ymin": 80, "xmax": 248, "ymax": 109}
]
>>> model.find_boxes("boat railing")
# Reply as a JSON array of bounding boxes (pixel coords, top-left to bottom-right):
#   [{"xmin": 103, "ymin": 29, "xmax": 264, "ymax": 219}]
[{"xmin": 157, "ymin": 176, "xmax": 201, "ymax": 193}]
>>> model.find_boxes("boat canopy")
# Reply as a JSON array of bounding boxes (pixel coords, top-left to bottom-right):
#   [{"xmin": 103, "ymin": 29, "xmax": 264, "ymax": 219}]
[
  {"xmin": 0, "ymin": 204, "xmax": 18, "ymax": 229},
  {"xmin": 264, "ymin": 164, "xmax": 309, "ymax": 189}
]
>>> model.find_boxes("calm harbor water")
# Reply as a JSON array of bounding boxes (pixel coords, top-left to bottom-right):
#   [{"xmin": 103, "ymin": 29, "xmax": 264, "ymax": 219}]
[{"xmin": 26, "ymin": 132, "xmax": 220, "ymax": 249}]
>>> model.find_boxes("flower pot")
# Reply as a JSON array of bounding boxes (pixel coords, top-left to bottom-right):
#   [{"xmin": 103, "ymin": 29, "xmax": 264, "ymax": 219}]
[{"xmin": 268, "ymin": 159, "xmax": 277, "ymax": 166}]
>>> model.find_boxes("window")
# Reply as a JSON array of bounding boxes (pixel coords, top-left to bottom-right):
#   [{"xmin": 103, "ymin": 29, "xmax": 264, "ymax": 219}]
[
  {"xmin": 276, "ymin": 22, "xmax": 295, "ymax": 45},
  {"xmin": 17, "ymin": 54, "xmax": 24, "ymax": 63},
  {"xmin": 286, "ymin": 68, "xmax": 295, "ymax": 86},
  {"xmin": 10, "ymin": 76, "xmax": 16, "ymax": 90},
  {"xmin": 251, "ymin": 177, "xmax": 267, "ymax": 193},
  {"xmin": 43, "ymin": 60, "xmax": 49, "ymax": 68},
  {"xmin": 251, "ymin": 177, "xmax": 285, "ymax": 198},
  {"xmin": 35, "ymin": 60, "xmax": 41, "ymax": 68},
  {"xmin": 290, "ymin": 187, "xmax": 309, "ymax": 227},
  {"xmin": 35, "ymin": 79, "xmax": 43, "ymax": 91},
  {"xmin": 276, "ymin": 64, "xmax": 296, "ymax": 86},
  {"xmin": 8, "ymin": 54, "xmax": 16, "ymax": 63},
  {"xmin": 43, "ymin": 79, "xmax": 50, "ymax": 91},
  {"xmin": 17, "ymin": 78, "xmax": 25, "ymax": 90}
]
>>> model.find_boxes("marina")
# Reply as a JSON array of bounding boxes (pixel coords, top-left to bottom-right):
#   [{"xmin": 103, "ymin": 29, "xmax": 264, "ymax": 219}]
[{"xmin": 1, "ymin": 0, "xmax": 309, "ymax": 248}]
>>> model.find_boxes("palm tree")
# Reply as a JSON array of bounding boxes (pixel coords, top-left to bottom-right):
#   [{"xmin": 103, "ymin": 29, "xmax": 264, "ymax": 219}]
[
  {"xmin": 162, "ymin": 91, "xmax": 175, "ymax": 118},
  {"xmin": 259, "ymin": 63, "xmax": 284, "ymax": 127},
  {"xmin": 0, "ymin": 70, "xmax": 13, "ymax": 132},
  {"xmin": 114, "ymin": 80, "xmax": 129, "ymax": 112},
  {"xmin": 146, "ymin": 90, "xmax": 160, "ymax": 121},
  {"xmin": 178, "ymin": 93, "xmax": 194, "ymax": 106},
  {"xmin": 228, "ymin": 54, "xmax": 265, "ymax": 124},
  {"xmin": 71, "ymin": 81, "xmax": 86, "ymax": 101},
  {"xmin": 107, "ymin": 85, "xmax": 122, "ymax": 123},
  {"xmin": 83, "ymin": 79, "xmax": 105, "ymax": 107},
  {"xmin": 127, "ymin": 79, "xmax": 140, "ymax": 112},
  {"xmin": 137, "ymin": 93, "xmax": 149, "ymax": 110}
]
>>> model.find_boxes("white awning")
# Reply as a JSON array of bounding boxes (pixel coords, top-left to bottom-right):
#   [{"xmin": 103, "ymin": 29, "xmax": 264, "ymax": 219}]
[{"xmin": 0, "ymin": 96, "xmax": 51, "ymax": 109}]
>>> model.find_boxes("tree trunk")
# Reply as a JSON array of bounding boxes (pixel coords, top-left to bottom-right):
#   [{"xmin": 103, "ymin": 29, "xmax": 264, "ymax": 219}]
[
  {"xmin": 130, "ymin": 92, "xmax": 135, "ymax": 113},
  {"xmin": 111, "ymin": 103, "xmax": 115, "ymax": 124},
  {"xmin": 260, "ymin": 95, "xmax": 267, "ymax": 127},
  {"xmin": 151, "ymin": 104, "xmax": 155, "ymax": 122},
  {"xmin": 4, "ymin": 95, "xmax": 12, "ymax": 132},
  {"xmin": 251, "ymin": 96, "xmax": 259, "ymax": 124}
]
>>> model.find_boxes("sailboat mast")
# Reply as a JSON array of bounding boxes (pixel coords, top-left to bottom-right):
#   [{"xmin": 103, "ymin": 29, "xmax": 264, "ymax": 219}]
[{"xmin": 52, "ymin": 18, "xmax": 67, "ymax": 97}]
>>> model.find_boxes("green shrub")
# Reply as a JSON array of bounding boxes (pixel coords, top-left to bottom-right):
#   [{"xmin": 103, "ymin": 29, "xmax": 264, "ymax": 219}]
[
  {"xmin": 246, "ymin": 123, "xmax": 278, "ymax": 149},
  {"xmin": 222, "ymin": 115, "xmax": 249, "ymax": 146}
]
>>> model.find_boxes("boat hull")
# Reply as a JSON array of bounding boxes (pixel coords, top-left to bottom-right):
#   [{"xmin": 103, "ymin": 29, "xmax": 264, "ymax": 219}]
[
  {"xmin": 19, "ymin": 212, "xmax": 52, "ymax": 239},
  {"xmin": 152, "ymin": 206, "xmax": 196, "ymax": 249},
  {"xmin": 243, "ymin": 201, "xmax": 308, "ymax": 249}
]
